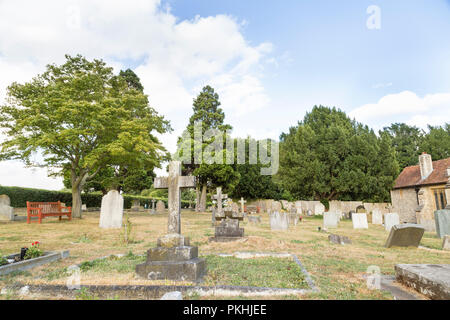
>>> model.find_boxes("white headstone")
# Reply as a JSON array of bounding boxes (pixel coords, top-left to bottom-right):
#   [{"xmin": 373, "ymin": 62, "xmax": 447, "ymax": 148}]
[
  {"xmin": 384, "ymin": 213, "xmax": 400, "ymax": 232},
  {"xmin": 99, "ymin": 190, "xmax": 124, "ymax": 229},
  {"xmin": 372, "ymin": 209, "xmax": 383, "ymax": 225},
  {"xmin": 271, "ymin": 201, "xmax": 282, "ymax": 213},
  {"xmin": 270, "ymin": 211, "xmax": 289, "ymax": 231},
  {"xmin": 81, "ymin": 204, "xmax": 87, "ymax": 211},
  {"xmin": 294, "ymin": 201, "xmax": 302, "ymax": 214},
  {"xmin": 0, "ymin": 195, "xmax": 14, "ymax": 221},
  {"xmin": 323, "ymin": 212, "xmax": 339, "ymax": 228},
  {"xmin": 352, "ymin": 213, "xmax": 368, "ymax": 229}
]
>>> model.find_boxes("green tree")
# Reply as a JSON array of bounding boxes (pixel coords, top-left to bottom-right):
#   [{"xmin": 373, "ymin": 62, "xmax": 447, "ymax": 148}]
[
  {"xmin": 277, "ymin": 106, "xmax": 398, "ymax": 202},
  {"xmin": 175, "ymin": 85, "xmax": 237, "ymax": 211},
  {"xmin": 382, "ymin": 123, "xmax": 424, "ymax": 171},
  {"xmin": 419, "ymin": 124, "xmax": 450, "ymax": 160},
  {"xmin": 0, "ymin": 55, "xmax": 170, "ymax": 218}
]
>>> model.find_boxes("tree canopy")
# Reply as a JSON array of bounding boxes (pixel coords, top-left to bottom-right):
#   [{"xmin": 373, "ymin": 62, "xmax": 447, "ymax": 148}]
[{"xmin": 0, "ymin": 55, "xmax": 170, "ymax": 217}]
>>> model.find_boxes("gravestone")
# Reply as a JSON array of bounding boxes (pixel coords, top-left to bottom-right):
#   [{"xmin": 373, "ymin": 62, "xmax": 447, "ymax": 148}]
[
  {"xmin": 239, "ymin": 197, "xmax": 246, "ymax": 214},
  {"xmin": 0, "ymin": 195, "xmax": 14, "ymax": 221},
  {"xmin": 288, "ymin": 212, "xmax": 300, "ymax": 226},
  {"xmin": 434, "ymin": 209, "xmax": 450, "ymax": 238},
  {"xmin": 323, "ymin": 212, "xmax": 339, "ymax": 228},
  {"xmin": 270, "ymin": 211, "xmax": 288, "ymax": 231},
  {"xmin": 248, "ymin": 215, "xmax": 261, "ymax": 225},
  {"xmin": 210, "ymin": 218, "xmax": 245, "ymax": 242},
  {"xmin": 246, "ymin": 205, "xmax": 257, "ymax": 214},
  {"xmin": 372, "ymin": 209, "xmax": 383, "ymax": 225},
  {"xmin": 131, "ymin": 200, "xmax": 140, "ymax": 212},
  {"xmin": 99, "ymin": 190, "xmax": 124, "ymax": 229},
  {"xmin": 352, "ymin": 213, "xmax": 368, "ymax": 229},
  {"xmin": 212, "ymin": 187, "xmax": 227, "ymax": 225},
  {"xmin": 156, "ymin": 200, "xmax": 165, "ymax": 214},
  {"xmin": 329, "ymin": 234, "xmax": 352, "ymax": 245},
  {"xmin": 81, "ymin": 204, "xmax": 87, "ymax": 212},
  {"xmin": 385, "ymin": 224, "xmax": 425, "ymax": 248},
  {"xmin": 384, "ymin": 213, "xmax": 400, "ymax": 232},
  {"xmin": 442, "ymin": 235, "xmax": 450, "ymax": 251},
  {"xmin": 356, "ymin": 205, "xmax": 366, "ymax": 213},
  {"xmin": 151, "ymin": 199, "xmax": 156, "ymax": 214},
  {"xmin": 136, "ymin": 161, "xmax": 205, "ymax": 281},
  {"xmin": 230, "ymin": 202, "xmax": 239, "ymax": 214}
]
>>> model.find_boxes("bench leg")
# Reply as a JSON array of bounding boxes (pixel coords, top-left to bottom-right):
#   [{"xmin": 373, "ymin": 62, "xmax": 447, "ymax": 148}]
[
  {"xmin": 38, "ymin": 213, "xmax": 42, "ymax": 224},
  {"xmin": 27, "ymin": 214, "xmax": 30, "ymax": 224},
  {"xmin": 59, "ymin": 215, "xmax": 62, "ymax": 221}
]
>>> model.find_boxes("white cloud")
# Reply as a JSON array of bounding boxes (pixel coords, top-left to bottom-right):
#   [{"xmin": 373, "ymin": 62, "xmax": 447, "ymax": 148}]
[
  {"xmin": 0, "ymin": 0, "xmax": 273, "ymax": 190},
  {"xmin": 350, "ymin": 91, "xmax": 450, "ymax": 130}
]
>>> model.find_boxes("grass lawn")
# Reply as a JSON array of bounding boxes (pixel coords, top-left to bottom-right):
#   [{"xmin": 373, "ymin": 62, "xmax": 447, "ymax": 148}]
[{"xmin": 0, "ymin": 209, "xmax": 449, "ymax": 300}]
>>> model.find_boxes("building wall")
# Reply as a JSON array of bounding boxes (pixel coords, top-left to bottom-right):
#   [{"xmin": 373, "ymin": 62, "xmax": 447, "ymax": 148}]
[{"xmin": 390, "ymin": 188, "xmax": 418, "ymax": 223}]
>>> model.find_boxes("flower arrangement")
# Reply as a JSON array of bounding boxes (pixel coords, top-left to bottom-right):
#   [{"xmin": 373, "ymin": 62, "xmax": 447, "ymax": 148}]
[{"xmin": 24, "ymin": 241, "xmax": 43, "ymax": 260}]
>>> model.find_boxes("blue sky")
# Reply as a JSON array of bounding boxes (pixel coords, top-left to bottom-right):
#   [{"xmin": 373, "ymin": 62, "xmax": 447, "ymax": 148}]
[{"xmin": 0, "ymin": 0, "xmax": 449, "ymax": 189}]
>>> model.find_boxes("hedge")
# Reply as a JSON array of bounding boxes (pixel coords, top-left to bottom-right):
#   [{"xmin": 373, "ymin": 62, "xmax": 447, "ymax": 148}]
[{"xmin": 0, "ymin": 186, "xmax": 197, "ymax": 209}]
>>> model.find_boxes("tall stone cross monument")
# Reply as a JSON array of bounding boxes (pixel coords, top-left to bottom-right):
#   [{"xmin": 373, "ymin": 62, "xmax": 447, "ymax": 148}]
[
  {"xmin": 239, "ymin": 197, "xmax": 247, "ymax": 214},
  {"xmin": 136, "ymin": 161, "xmax": 206, "ymax": 281},
  {"xmin": 154, "ymin": 161, "xmax": 196, "ymax": 234},
  {"xmin": 212, "ymin": 187, "xmax": 228, "ymax": 222}
]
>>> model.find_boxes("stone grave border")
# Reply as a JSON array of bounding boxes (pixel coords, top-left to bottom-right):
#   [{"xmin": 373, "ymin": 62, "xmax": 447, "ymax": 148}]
[
  {"xmin": 0, "ymin": 251, "xmax": 70, "ymax": 276},
  {"xmin": 5, "ymin": 251, "xmax": 318, "ymax": 299}
]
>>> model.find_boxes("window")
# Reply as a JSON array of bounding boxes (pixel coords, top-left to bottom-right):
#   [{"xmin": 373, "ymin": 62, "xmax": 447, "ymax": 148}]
[{"xmin": 433, "ymin": 188, "xmax": 447, "ymax": 210}]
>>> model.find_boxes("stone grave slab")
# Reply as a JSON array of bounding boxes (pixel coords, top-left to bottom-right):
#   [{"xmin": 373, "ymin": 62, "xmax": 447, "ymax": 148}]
[
  {"xmin": 385, "ymin": 224, "xmax": 425, "ymax": 248},
  {"xmin": 247, "ymin": 215, "xmax": 261, "ymax": 225},
  {"xmin": 328, "ymin": 234, "xmax": 352, "ymax": 245},
  {"xmin": 209, "ymin": 218, "xmax": 245, "ymax": 242},
  {"xmin": 395, "ymin": 264, "xmax": 450, "ymax": 300}
]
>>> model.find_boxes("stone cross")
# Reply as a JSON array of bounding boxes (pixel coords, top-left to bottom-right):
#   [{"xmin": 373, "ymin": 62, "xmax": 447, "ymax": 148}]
[
  {"xmin": 151, "ymin": 199, "xmax": 156, "ymax": 213},
  {"xmin": 213, "ymin": 187, "xmax": 228, "ymax": 214},
  {"xmin": 239, "ymin": 197, "xmax": 246, "ymax": 214},
  {"xmin": 154, "ymin": 161, "xmax": 196, "ymax": 234}
]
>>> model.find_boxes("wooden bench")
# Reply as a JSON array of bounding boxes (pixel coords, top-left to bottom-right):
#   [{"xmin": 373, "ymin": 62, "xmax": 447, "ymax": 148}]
[{"xmin": 26, "ymin": 201, "xmax": 72, "ymax": 224}]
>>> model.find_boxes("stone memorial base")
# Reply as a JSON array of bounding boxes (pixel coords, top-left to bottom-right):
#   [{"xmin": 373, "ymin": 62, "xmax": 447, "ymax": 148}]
[
  {"xmin": 209, "ymin": 218, "xmax": 245, "ymax": 242},
  {"xmin": 136, "ymin": 234, "xmax": 206, "ymax": 282},
  {"xmin": 395, "ymin": 264, "xmax": 450, "ymax": 300}
]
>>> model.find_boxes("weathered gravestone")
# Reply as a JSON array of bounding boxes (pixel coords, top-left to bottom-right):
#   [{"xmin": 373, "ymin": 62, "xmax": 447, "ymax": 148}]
[
  {"xmin": 294, "ymin": 201, "xmax": 302, "ymax": 214},
  {"xmin": 81, "ymin": 204, "xmax": 87, "ymax": 212},
  {"xmin": 212, "ymin": 187, "xmax": 227, "ymax": 226},
  {"xmin": 99, "ymin": 190, "xmax": 124, "ymax": 229},
  {"xmin": 230, "ymin": 202, "xmax": 239, "ymax": 214},
  {"xmin": 248, "ymin": 215, "xmax": 261, "ymax": 225},
  {"xmin": 352, "ymin": 213, "xmax": 368, "ymax": 229},
  {"xmin": 0, "ymin": 195, "xmax": 14, "ymax": 221},
  {"xmin": 442, "ymin": 235, "xmax": 450, "ymax": 251},
  {"xmin": 385, "ymin": 224, "xmax": 425, "ymax": 248},
  {"xmin": 156, "ymin": 200, "xmax": 165, "ymax": 214},
  {"xmin": 356, "ymin": 205, "xmax": 366, "ymax": 213},
  {"xmin": 329, "ymin": 234, "xmax": 352, "ymax": 245},
  {"xmin": 247, "ymin": 205, "xmax": 257, "ymax": 214},
  {"xmin": 371, "ymin": 209, "xmax": 383, "ymax": 225},
  {"xmin": 323, "ymin": 212, "xmax": 339, "ymax": 229},
  {"xmin": 131, "ymin": 200, "xmax": 140, "ymax": 212},
  {"xmin": 384, "ymin": 213, "xmax": 400, "ymax": 232},
  {"xmin": 288, "ymin": 211, "xmax": 300, "ymax": 226},
  {"xmin": 270, "ymin": 211, "xmax": 288, "ymax": 231},
  {"xmin": 135, "ymin": 161, "xmax": 205, "ymax": 281},
  {"xmin": 210, "ymin": 217, "xmax": 245, "ymax": 242},
  {"xmin": 434, "ymin": 209, "xmax": 450, "ymax": 238},
  {"xmin": 150, "ymin": 199, "xmax": 156, "ymax": 214}
]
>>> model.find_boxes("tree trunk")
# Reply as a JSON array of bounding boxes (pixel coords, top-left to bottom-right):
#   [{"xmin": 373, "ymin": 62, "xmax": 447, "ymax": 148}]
[
  {"xmin": 72, "ymin": 184, "xmax": 83, "ymax": 219},
  {"xmin": 195, "ymin": 185, "xmax": 201, "ymax": 212},
  {"xmin": 199, "ymin": 184, "xmax": 207, "ymax": 212}
]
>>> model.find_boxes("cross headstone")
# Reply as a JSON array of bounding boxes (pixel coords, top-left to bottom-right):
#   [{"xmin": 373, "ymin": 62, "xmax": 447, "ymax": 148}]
[
  {"xmin": 154, "ymin": 161, "xmax": 196, "ymax": 234},
  {"xmin": 239, "ymin": 197, "xmax": 246, "ymax": 214},
  {"xmin": 213, "ymin": 187, "xmax": 228, "ymax": 217},
  {"xmin": 151, "ymin": 199, "xmax": 156, "ymax": 214}
]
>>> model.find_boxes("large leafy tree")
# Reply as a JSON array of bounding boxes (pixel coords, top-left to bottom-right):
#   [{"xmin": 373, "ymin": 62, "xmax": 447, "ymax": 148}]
[
  {"xmin": 0, "ymin": 55, "xmax": 170, "ymax": 217},
  {"xmin": 176, "ymin": 85, "xmax": 238, "ymax": 211},
  {"xmin": 382, "ymin": 123, "xmax": 424, "ymax": 171},
  {"xmin": 277, "ymin": 106, "xmax": 398, "ymax": 202},
  {"xmin": 419, "ymin": 124, "xmax": 450, "ymax": 161}
]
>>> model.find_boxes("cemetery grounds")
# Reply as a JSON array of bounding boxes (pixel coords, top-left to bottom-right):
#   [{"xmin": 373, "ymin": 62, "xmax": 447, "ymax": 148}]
[{"xmin": 0, "ymin": 209, "xmax": 448, "ymax": 300}]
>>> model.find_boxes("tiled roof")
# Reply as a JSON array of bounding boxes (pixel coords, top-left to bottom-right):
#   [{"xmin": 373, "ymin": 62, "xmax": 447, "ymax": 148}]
[{"xmin": 393, "ymin": 157, "xmax": 450, "ymax": 189}]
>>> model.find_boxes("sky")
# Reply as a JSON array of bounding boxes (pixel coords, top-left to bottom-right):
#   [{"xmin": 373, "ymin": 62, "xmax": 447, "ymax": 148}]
[{"xmin": 0, "ymin": 0, "xmax": 449, "ymax": 190}]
